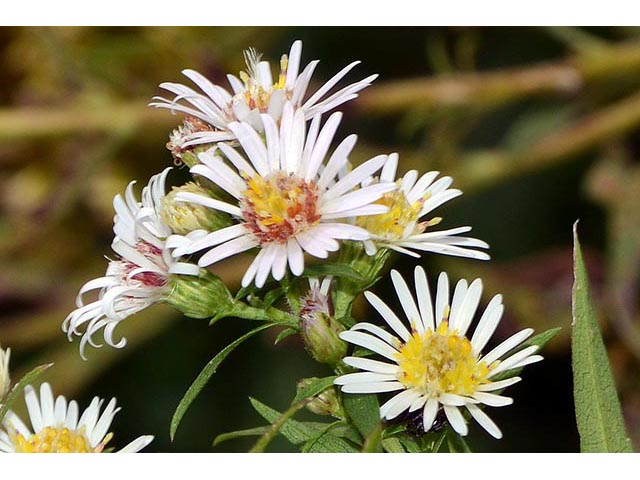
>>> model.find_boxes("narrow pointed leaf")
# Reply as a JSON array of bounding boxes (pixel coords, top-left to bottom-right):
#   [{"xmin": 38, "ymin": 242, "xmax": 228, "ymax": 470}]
[
  {"xmin": 0, "ymin": 363, "xmax": 53, "ymax": 425},
  {"xmin": 170, "ymin": 323, "xmax": 274, "ymax": 441},
  {"xmin": 302, "ymin": 263, "xmax": 365, "ymax": 282},
  {"xmin": 249, "ymin": 397, "xmax": 357, "ymax": 452},
  {"xmin": 446, "ymin": 427, "xmax": 472, "ymax": 453},
  {"xmin": 213, "ymin": 426, "xmax": 271, "ymax": 447},
  {"xmin": 572, "ymin": 224, "xmax": 633, "ymax": 452},
  {"xmin": 342, "ymin": 393, "xmax": 382, "ymax": 451},
  {"xmin": 382, "ymin": 437, "xmax": 406, "ymax": 452},
  {"xmin": 293, "ymin": 376, "xmax": 337, "ymax": 404}
]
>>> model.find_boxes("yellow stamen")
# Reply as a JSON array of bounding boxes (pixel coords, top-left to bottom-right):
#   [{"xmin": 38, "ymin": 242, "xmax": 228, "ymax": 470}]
[
  {"xmin": 395, "ymin": 321, "xmax": 496, "ymax": 397},
  {"xmin": 241, "ymin": 173, "xmax": 321, "ymax": 244},
  {"xmin": 235, "ymin": 50, "xmax": 290, "ymax": 113},
  {"xmin": 10, "ymin": 426, "xmax": 106, "ymax": 453},
  {"xmin": 356, "ymin": 187, "xmax": 426, "ymax": 240}
]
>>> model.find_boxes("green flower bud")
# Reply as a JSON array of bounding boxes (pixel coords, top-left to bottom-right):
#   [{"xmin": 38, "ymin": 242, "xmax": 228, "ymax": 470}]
[
  {"xmin": 296, "ymin": 378, "xmax": 344, "ymax": 418},
  {"xmin": 161, "ymin": 182, "xmax": 232, "ymax": 235},
  {"xmin": 165, "ymin": 270, "xmax": 234, "ymax": 319},
  {"xmin": 0, "ymin": 344, "xmax": 10, "ymax": 399},
  {"xmin": 300, "ymin": 280, "xmax": 347, "ymax": 366}
]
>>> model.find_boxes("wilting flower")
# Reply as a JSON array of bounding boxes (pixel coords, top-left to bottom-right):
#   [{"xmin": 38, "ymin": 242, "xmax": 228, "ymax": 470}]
[
  {"xmin": 355, "ymin": 154, "xmax": 490, "ymax": 260},
  {"xmin": 170, "ymin": 103, "xmax": 396, "ymax": 287},
  {"xmin": 0, "ymin": 345, "xmax": 10, "ymax": 399},
  {"xmin": 0, "ymin": 383, "xmax": 153, "ymax": 453},
  {"xmin": 150, "ymin": 40, "xmax": 377, "ymax": 146},
  {"xmin": 63, "ymin": 168, "xmax": 200, "ymax": 358},
  {"xmin": 335, "ymin": 267, "xmax": 542, "ymax": 439}
]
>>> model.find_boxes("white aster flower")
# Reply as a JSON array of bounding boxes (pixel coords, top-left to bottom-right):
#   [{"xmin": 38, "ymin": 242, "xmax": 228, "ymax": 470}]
[
  {"xmin": 0, "ymin": 383, "xmax": 153, "ymax": 453},
  {"xmin": 150, "ymin": 40, "xmax": 377, "ymax": 146},
  {"xmin": 170, "ymin": 103, "xmax": 396, "ymax": 288},
  {"xmin": 63, "ymin": 168, "xmax": 200, "ymax": 358},
  {"xmin": 335, "ymin": 267, "xmax": 543, "ymax": 439},
  {"xmin": 0, "ymin": 345, "xmax": 10, "ymax": 399},
  {"xmin": 355, "ymin": 154, "xmax": 490, "ymax": 261}
]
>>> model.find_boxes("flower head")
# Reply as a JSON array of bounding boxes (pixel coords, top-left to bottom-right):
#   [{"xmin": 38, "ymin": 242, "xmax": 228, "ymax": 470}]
[
  {"xmin": 170, "ymin": 103, "xmax": 396, "ymax": 287},
  {"xmin": 355, "ymin": 154, "xmax": 490, "ymax": 261},
  {"xmin": 335, "ymin": 267, "xmax": 543, "ymax": 439},
  {"xmin": 63, "ymin": 168, "xmax": 200, "ymax": 358},
  {"xmin": 0, "ymin": 345, "xmax": 10, "ymax": 399},
  {"xmin": 150, "ymin": 40, "xmax": 377, "ymax": 146},
  {"xmin": 0, "ymin": 383, "xmax": 153, "ymax": 453}
]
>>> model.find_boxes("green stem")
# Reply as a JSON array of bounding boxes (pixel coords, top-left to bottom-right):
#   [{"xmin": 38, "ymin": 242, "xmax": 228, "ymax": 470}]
[{"xmin": 249, "ymin": 398, "xmax": 313, "ymax": 453}]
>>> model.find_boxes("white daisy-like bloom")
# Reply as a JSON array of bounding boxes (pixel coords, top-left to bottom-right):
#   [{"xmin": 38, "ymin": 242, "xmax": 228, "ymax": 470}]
[
  {"xmin": 63, "ymin": 168, "xmax": 200, "ymax": 358},
  {"xmin": 355, "ymin": 154, "xmax": 490, "ymax": 261},
  {"xmin": 0, "ymin": 383, "xmax": 153, "ymax": 453},
  {"xmin": 169, "ymin": 103, "xmax": 396, "ymax": 288},
  {"xmin": 335, "ymin": 267, "xmax": 543, "ymax": 439},
  {"xmin": 0, "ymin": 345, "xmax": 10, "ymax": 399},
  {"xmin": 150, "ymin": 39, "xmax": 377, "ymax": 146}
]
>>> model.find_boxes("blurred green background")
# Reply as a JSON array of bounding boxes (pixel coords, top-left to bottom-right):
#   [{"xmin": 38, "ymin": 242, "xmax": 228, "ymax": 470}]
[{"xmin": 3, "ymin": 26, "xmax": 640, "ymax": 452}]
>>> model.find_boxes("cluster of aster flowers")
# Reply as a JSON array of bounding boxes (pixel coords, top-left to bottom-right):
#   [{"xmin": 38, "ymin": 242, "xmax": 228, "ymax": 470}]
[{"xmin": 0, "ymin": 39, "xmax": 545, "ymax": 454}]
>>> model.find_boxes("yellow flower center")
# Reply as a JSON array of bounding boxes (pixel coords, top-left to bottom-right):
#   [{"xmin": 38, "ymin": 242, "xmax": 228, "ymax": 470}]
[
  {"xmin": 11, "ymin": 427, "xmax": 110, "ymax": 453},
  {"xmin": 241, "ymin": 172, "xmax": 321, "ymax": 244},
  {"xmin": 395, "ymin": 322, "xmax": 494, "ymax": 397},
  {"xmin": 237, "ymin": 50, "xmax": 289, "ymax": 112},
  {"xmin": 356, "ymin": 188, "xmax": 427, "ymax": 240}
]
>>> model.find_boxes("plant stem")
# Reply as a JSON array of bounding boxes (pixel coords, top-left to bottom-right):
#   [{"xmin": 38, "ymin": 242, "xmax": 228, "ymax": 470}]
[{"xmin": 249, "ymin": 398, "xmax": 313, "ymax": 453}]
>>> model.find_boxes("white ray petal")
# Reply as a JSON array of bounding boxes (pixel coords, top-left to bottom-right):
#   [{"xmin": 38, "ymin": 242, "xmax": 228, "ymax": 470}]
[
  {"xmin": 364, "ymin": 291, "xmax": 411, "ymax": 342},
  {"xmin": 435, "ymin": 272, "xmax": 450, "ymax": 326},
  {"xmin": 467, "ymin": 404, "xmax": 502, "ymax": 439},
  {"xmin": 443, "ymin": 405, "xmax": 468, "ymax": 436},
  {"xmin": 390, "ymin": 270, "xmax": 424, "ymax": 335},
  {"xmin": 414, "ymin": 266, "xmax": 435, "ymax": 332},
  {"xmin": 342, "ymin": 356, "xmax": 400, "ymax": 374},
  {"xmin": 339, "ymin": 331, "xmax": 400, "ymax": 361}
]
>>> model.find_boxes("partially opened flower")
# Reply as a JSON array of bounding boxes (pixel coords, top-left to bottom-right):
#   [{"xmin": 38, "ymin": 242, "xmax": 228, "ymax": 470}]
[
  {"xmin": 355, "ymin": 154, "xmax": 490, "ymax": 260},
  {"xmin": 150, "ymin": 40, "xmax": 377, "ymax": 146},
  {"xmin": 0, "ymin": 383, "xmax": 153, "ymax": 453},
  {"xmin": 63, "ymin": 168, "xmax": 200, "ymax": 358},
  {"xmin": 170, "ymin": 103, "xmax": 396, "ymax": 287},
  {"xmin": 335, "ymin": 267, "xmax": 542, "ymax": 439}
]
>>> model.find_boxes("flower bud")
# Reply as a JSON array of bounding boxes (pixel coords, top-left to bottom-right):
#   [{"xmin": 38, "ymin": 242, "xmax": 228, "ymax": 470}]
[
  {"xmin": 0, "ymin": 345, "xmax": 10, "ymax": 399},
  {"xmin": 296, "ymin": 378, "xmax": 344, "ymax": 418},
  {"xmin": 165, "ymin": 270, "xmax": 234, "ymax": 319},
  {"xmin": 161, "ymin": 182, "xmax": 232, "ymax": 235},
  {"xmin": 300, "ymin": 279, "xmax": 347, "ymax": 366}
]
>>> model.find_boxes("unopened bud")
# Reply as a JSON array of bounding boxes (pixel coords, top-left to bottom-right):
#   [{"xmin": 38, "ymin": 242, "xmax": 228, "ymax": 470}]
[
  {"xmin": 0, "ymin": 345, "xmax": 10, "ymax": 399},
  {"xmin": 165, "ymin": 270, "xmax": 234, "ymax": 319},
  {"xmin": 161, "ymin": 182, "xmax": 232, "ymax": 235},
  {"xmin": 296, "ymin": 378, "xmax": 344, "ymax": 418},
  {"xmin": 301, "ymin": 311, "xmax": 347, "ymax": 365}
]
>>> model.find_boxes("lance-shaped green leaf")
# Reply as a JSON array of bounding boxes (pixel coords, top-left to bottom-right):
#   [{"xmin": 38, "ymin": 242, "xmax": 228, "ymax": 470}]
[
  {"xmin": 249, "ymin": 398, "xmax": 358, "ymax": 452},
  {"xmin": 301, "ymin": 263, "xmax": 366, "ymax": 282},
  {"xmin": 342, "ymin": 393, "xmax": 382, "ymax": 451},
  {"xmin": 446, "ymin": 427, "xmax": 472, "ymax": 453},
  {"xmin": 572, "ymin": 224, "xmax": 633, "ymax": 452},
  {"xmin": 213, "ymin": 426, "xmax": 271, "ymax": 447},
  {"xmin": 0, "ymin": 363, "xmax": 53, "ymax": 425},
  {"xmin": 170, "ymin": 323, "xmax": 274, "ymax": 441},
  {"xmin": 293, "ymin": 376, "xmax": 337, "ymax": 404}
]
